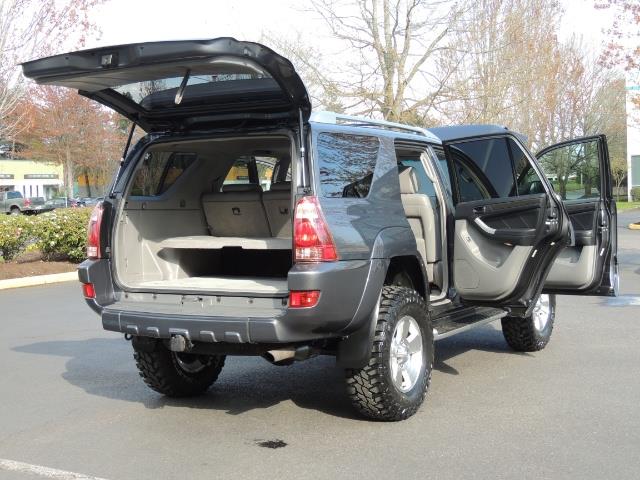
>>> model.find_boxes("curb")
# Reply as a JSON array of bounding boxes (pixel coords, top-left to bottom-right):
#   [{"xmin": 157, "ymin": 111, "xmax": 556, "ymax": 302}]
[{"xmin": 0, "ymin": 271, "xmax": 78, "ymax": 291}]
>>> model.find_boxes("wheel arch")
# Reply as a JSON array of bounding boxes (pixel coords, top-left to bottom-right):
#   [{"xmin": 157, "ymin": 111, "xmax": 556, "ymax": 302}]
[{"xmin": 385, "ymin": 255, "xmax": 428, "ymax": 300}]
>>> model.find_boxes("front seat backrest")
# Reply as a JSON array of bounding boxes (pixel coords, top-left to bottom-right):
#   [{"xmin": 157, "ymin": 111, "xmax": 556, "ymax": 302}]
[
  {"xmin": 398, "ymin": 167, "xmax": 438, "ymax": 266},
  {"xmin": 202, "ymin": 184, "xmax": 271, "ymax": 237}
]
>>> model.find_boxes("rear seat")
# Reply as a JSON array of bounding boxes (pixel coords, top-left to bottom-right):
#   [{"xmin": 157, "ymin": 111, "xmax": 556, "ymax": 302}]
[
  {"xmin": 262, "ymin": 181, "xmax": 292, "ymax": 238},
  {"xmin": 202, "ymin": 184, "xmax": 271, "ymax": 237}
]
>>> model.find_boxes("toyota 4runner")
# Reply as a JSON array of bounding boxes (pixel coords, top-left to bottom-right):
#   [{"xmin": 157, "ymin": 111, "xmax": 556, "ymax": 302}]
[{"xmin": 22, "ymin": 38, "xmax": 619, "ymax": 421}]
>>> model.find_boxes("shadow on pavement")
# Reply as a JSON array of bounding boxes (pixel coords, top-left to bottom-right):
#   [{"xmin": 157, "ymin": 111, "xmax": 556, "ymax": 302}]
[
  {"xmin": 13, "ymin": 323, "xmax": 520, "ymax": 418},
  {"xmin": 434, "ymin": 323, "xmax": 528, "ymax": 375}
]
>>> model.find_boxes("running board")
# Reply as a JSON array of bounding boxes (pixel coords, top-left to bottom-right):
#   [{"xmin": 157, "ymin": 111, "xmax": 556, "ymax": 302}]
[{"xmin": 433, "ymin": 307, "xmax": 508, "ymax": 341}]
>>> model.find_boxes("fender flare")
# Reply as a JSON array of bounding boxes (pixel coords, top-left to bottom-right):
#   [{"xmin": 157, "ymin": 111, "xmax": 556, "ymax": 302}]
[{"xmin": 337, "ymin": 227, "xmax": 428, "ymax": 368}]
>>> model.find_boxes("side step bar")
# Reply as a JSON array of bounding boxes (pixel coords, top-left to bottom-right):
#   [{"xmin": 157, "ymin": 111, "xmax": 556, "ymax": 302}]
[{"xmin": 432, "ymin": 307, "xmax": 508, "ymax": 341}]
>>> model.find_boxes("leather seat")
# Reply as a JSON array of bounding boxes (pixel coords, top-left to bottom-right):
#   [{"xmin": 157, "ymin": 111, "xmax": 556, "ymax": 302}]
[
  {"xmin": 262, "ymin": 181, "xmax": 292, "ymax": 238},
  {"xmin": 398, "ymin": 167, "xmax": 440, "ymax": 281},
  {"xmin": 202, "ymin": 184, "xmax": 271, "ymax": 237}
]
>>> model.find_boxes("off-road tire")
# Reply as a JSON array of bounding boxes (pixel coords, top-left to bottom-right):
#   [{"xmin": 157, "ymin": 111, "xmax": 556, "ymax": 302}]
[
  {"xmin": 9, "ymin": 207, "xmax": 20, "ymax": 215},
  {"xmin": 501, "ymin": 294, "xmax": 556, "ymax": 352},
  {"xmin": 345, "ymin": 285, "xmax": 434, "ymax": 421},
  {"xmin": 133, "ymin": 345, "xmax": 225, "ymax": 397}
]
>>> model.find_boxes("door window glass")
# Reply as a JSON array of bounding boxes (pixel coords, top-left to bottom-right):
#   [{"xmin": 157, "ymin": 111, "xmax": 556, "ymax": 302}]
[
  {"xmin": 223, "ymin": 156, "xmax": 277, "ymax": 191},
  {"xmin": 316, "ymin": 132, "xmax": 380, "ymax": 198},
  {"xmin": 510, "ymin": 139, "xmax": 546, "ymax": 195},
  {"xmin": 449, "ymin": 138, "xmax": 515, "ymax": 201},
  {"xmin": 223, "ymin": 158, "xmax": 252, "ymax": 186},
  {"xmin": 538, "ymin": 139, "xmax": 601, "ymax": 200}
]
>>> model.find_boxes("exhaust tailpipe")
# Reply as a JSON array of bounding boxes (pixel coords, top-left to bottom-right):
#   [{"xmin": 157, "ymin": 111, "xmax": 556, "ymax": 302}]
[
  {"xmin": 263, "ymin": 349, "xmax": 296, "ymax": 365},
  {"xmin": 263, "ymin": 346, "xmax": 316, "ymax": 365}
]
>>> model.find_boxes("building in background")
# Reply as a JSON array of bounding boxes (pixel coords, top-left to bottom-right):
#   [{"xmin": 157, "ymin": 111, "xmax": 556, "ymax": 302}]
[
  {"xmin": 0, "ymin": 158, "xmax": 63, "ymax": 198},
  {"xmin": 627, "ymin": 77, "xmax": 640, "ymax": 201}
]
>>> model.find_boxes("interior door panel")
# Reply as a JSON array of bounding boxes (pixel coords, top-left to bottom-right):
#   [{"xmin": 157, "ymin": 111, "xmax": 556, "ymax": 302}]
[
  {"xmin": 538, "ymin": 135, "xmax": 618, "ymax": 296},
  {"xmin": 453, "ymin": 194, "xmax": 548, "ymax": 300}
]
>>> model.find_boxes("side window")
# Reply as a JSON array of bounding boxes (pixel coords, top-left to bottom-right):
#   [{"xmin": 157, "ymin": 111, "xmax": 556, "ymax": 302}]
[
  {"xmin": 130, "ymin": 152, "xmax": 195, "ymax": 197},
  {"xmin": 397, "ymin": 156, "xmax": 437, "ymax": 198},
  {"xmin": 223, "ymin": 157, "xmax": 252, "ymax": 187},
  {"xmin": 510, "ymin": 139, "xmax": 546, "ymax": 195},
  {"xmin": 537, "ymin": 139, "xmax": 601, "ymax": 200},
  {"xmin": 7, "ymin": 191, "xmax": 22, "ymax": 199},
  {"xmin": 255, "ymin": 157, "xmax": 276, "ymax": 191},
  {"xmin": 449, "ymin": 137, "xmax": 515, "ymax": 202},
  {"xmin": 316, "ymin": 132, "xmax": 380, "ymax": 198}
]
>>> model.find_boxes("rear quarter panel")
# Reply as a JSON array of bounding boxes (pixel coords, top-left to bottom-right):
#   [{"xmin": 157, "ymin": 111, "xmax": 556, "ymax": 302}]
[{"xmin": 310, "ymin": 124, "xmax": 414, "ymax": 261}]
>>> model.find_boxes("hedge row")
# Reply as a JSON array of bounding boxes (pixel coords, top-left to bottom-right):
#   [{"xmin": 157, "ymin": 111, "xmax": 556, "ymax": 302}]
[{"xmin": 0, "ymin": 208, "xmax": 92, "ymax": 263}]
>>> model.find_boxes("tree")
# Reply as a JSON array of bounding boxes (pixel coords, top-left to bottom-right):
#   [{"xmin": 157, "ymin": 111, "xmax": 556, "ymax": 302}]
[
  {"xmin": 0, "ymin": 0, "xmax": 103, "ymax": 143},
  {"xmin": 596, "ymin": 0, "xmax": 640, "ymax": 72},
  {"xmin": 19, "ymin": 86, "xmax": 127, "ymax": 197},
  {"xmin": 611, "ymin": 156, "xmax": 627, "ymax": 200},
  {"xmin": 272, "ymin": 0, "xmax": 464, "ymax": 123}
]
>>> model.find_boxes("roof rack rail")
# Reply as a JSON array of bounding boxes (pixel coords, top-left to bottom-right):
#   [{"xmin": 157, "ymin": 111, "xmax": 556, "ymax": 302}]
[{"xmin": 310, "ymin": 111, "xmax": 437, "ymax": 139}]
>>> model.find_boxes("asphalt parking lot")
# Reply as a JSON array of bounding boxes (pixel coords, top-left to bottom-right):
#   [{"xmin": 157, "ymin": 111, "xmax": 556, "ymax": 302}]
[{"xmin": 1, "ymin": 211, "xmax": 639, "ymax": 480}]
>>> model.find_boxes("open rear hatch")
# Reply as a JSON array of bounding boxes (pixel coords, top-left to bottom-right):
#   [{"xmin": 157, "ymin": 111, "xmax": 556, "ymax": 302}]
[{"xmin": 21, "ymin": 37, "xmax": 311, "ymax": 131}]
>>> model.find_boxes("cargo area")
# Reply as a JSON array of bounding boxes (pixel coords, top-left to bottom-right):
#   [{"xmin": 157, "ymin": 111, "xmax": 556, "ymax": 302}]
[{"xmin": 113, "ymin": 135, "xmax": 294, "ymax": 296}]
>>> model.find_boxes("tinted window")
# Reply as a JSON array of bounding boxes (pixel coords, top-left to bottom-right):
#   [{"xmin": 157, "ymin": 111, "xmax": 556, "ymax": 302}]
[
  {"xmin": 317, "ymin": 133, "xmax": 379, "ymax": 198},
  {"xmin": 510, "ymin": 139, "xmax": 546, "ymax": 195},
  {"xmin": 537, "ymin": 139, "xmax": 601, "ymax": 200},
  {"xmin": 7, "ymin": 191, "xmax": 22, "ymax": 199},
  {"xmin": 449, "ymin": 138, "xmax": 515, "ymax": 201},
  {"xmin": 130, "ymin": 151, "xmax": 196, "ymax": 196}
]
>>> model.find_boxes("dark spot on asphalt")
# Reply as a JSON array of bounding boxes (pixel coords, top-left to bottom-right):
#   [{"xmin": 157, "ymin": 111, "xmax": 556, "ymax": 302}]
[{"xmin": 255, "ymin": 439, "xmax": 287, "ymax": 449}]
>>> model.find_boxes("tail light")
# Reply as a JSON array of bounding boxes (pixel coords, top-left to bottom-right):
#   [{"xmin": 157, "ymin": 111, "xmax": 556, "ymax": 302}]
[
  {"xmin": 87, "ymin": 202, "xmax": 104, "ymax": 259},
  {"xmin": 293, "ymin": 196, "xmax": 337, "ymax": 262}
]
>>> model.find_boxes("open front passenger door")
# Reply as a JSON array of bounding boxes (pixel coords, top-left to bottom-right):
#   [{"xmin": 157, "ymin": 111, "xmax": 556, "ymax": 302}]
[
  {"xmin": 538, "ymin": 135, "xmax": 618, "ymax": 296},
  {"xmin": 429, "ymin": 127, "xmax": 571, "ymax": 316}
]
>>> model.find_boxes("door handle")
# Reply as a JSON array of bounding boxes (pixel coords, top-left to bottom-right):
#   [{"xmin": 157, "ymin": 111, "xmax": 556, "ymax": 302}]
[{"xmin": 472, "ymin": 206, "xmax": 486, "ymax": 215}]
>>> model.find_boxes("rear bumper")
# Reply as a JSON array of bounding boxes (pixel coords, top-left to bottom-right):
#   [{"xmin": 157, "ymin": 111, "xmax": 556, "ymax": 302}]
[{"xmin": 81, "ymin": 258, "xmax": 388, "ymax": 344}]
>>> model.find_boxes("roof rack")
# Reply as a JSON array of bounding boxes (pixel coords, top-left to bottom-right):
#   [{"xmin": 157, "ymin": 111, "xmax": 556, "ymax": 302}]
[{"xmin": 310, "ymin": 111, "xmax": 440, "ymax": 142}]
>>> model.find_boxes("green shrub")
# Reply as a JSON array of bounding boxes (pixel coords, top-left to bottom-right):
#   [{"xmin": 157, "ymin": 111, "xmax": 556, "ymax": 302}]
[
  {"xmin": 33, "ymin": 208, "xmax": 91, "ymax": 263},
  {"xmin": 632, "ymin": 187, "xmax": 640, "ymax": 202},
  {"xmin": 0, "ymin": 214, "xmax": 34, "ymax": 261}
]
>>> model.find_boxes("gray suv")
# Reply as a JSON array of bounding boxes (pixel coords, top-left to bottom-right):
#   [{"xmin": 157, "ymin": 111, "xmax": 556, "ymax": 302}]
[{"xmin": 23, "ymin": 38, "xmax": 618, "ymax": 421}]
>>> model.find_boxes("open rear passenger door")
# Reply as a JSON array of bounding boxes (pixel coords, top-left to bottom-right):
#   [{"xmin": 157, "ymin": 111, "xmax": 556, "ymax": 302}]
[
  {"xmin": 430, "ymin": 127, "xmax": 571, "ymax": 316},
  {"xmin": 537, "ymin": 135, "xmax": 618, "ymax": 296}
]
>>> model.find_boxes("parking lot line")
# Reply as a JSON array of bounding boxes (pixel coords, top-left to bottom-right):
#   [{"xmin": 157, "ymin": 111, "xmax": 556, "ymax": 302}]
[{"xmin": 0, "ymin": 459, "xmax": 109, "ymax": 480}]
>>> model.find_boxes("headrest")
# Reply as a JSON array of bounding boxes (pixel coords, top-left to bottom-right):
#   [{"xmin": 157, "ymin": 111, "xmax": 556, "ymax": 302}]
[
  {"xmin": 269, "ymin": 181, "xmax": 291, "ymax": 192},
  {"xmin": 221, "ymin": 183, "xmax": 263, "ymax": 193},
  {"xmin": 398, "ymin": 167, "xmax": 418, "ymax": 194}
]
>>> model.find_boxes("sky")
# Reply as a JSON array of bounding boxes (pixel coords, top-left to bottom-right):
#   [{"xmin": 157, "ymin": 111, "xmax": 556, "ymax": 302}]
[{"xmin": 81, "ymin": 0, "xmax": 612, "ymax": 51}]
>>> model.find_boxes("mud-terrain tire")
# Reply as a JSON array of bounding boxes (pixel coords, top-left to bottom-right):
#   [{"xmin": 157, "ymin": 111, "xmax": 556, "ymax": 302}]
[
  {"xmin": 501, "ymin": 294, "xmax": 556, "ymax": 352},
  {"xmin": 133, "ymin": 344, "xmax": 225, "ymax": 397},
  {"xmin": 345, "ymin": 285, "xmax": 434, "ymax": 421}
]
